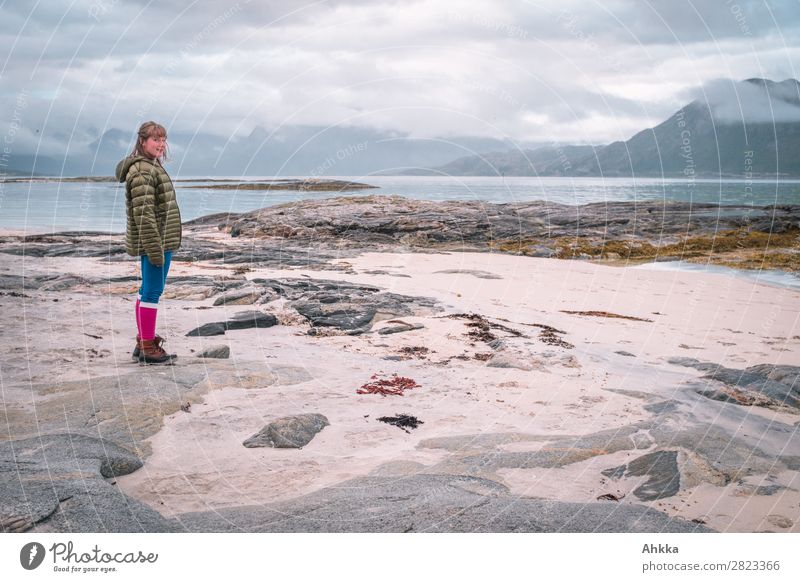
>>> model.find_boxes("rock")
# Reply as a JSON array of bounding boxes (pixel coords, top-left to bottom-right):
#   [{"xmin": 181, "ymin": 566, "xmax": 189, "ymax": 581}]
[
  {"xmin": 525, "ymin": 246, "xmax": 557, "ymax": 258},
  {"xmin": 185, "ymin": 312, "xmax": 278, "ymax": 336},
  {"xmin": 306, "ymin": 326, "xmax": 347, "ymax": 337},
  {"xmin": 223, "ymin": 197, "xmax": 799, "ymax": 246},
  {"xmin": 196, "ymin": 179, "xmax": 376, "ymax": 192},
  {"xmin": 486, "ymin": 353, "xmax": 534, "ymax": 371},
  {"xmin": 294, "ymin": 303, "xmax": 376, "ymax": 330},
  {"xmin": 484, "ymin": 343, "xmax": 578, "ymax": 371},
  {"xmin": 616, "ymin": 350, "xmax": 636, "ymax": 357},
  {"xmin": 212, "ymin": 286, "xmax": 265, "ymax": 306},
  {"xmin": 368, "ymin": 460, "xmax": 428, "ymax": 476},
  {"xmin": 601, "ymin": 451, "xmax": 680, "ymax": 501},
  {"xmin": 487, "ymin": 339, "xmax": 507, "ymax": 350},
  {"xmin": 434, "ymin": 269, "xmax": 503, "ymax": 279},
  {"xmin": 2, "ymin": 367, "xmax": 212, "ymax": 459},
  {"xmin": 643, "ymin": 400, "xmax": 681, "ymax": 414},
  {"xmin": 4, "ymin": 200, "xmax": 798, "ymax": 267},
  {"xmin": 766, "ymin": 515, "xmax": 793, "ymax": 528},
  {"xmin": 175, "ymin": 473, "xmax": 712, "ymax": 533},
  {"xmin": 735, "ymin": 484, "xmax": 785, "ymax": 496},
  {"xmin": 186, "ymin": 322, "xmax": 227, "ymax": 337},
  {"xmin": 195, "ymin": 362, "xmax": 315, "ymax": 391},
  {"xmin": 0, "ymin": 434, "xmax": 179, "ymax": 533},
  {"xmin": 0, "ymin": 240, "xmax": 127, "ymax": 259},
  {"xmin": 38, "ymin": 274, "xmax": 100, "ymax": 291},
  {"xmin": 668, "ymin": 358, "xmax": 800, "ymax": 409},
  {"xmin": 243, "ymin": 413, "xmax": 330, "ymax": 448},
  {"xmin": 0, "ymin": 273, "xmax": 75, "ymax": 290},
  {"xmin": 749, "ymin": 364, "xmax": 800, "ymax": 386},
  {"xmin": 252, "ymin": 277, "xmax": 378, "ymax": 298},
  {"xmin": 246, "ymin": 277, "xmax": 440, "ymax": 332},
  {"xmin": 362, "ymin": 269, "xmax": 412, "ymax": 278},
  {"xmin": 256, "ymin": 289, "xmax": 281, "ymax": 304},
  {"xmin": 198, "ymin": 345, "xmax": 230, "ymax": 359},
  {"xmin": 419, "ymin": 405, "xmax": 783, "ymax": 495},
  {"xmin": 225, "ymin": 310, "xmax": 279, "ymax": 330},
  {"xmin": 0, "ymin": 274, "xmax": 29, "ymax": 290},
  {"xmin": 377, "ymin": 323, "xmax": 425, "ymax": 335}
]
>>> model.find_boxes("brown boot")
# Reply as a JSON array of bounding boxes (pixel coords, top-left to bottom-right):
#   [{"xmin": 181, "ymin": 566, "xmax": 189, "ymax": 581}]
[
  {"xmin": 137, "ymin": 337, "xmax": 177, "ymax": 364},
  {"xmin": 132, "ymin": 334, "xmax": 174, "ymax": 360},
  {"xmin": 131, "ymin": 333, "xmax": 164, "ymax": 362}
]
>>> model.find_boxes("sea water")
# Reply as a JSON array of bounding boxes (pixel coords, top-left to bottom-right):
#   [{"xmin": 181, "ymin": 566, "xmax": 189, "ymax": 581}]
[{"xmin": 1, "ymin": 175, "xmax": 799, "ymax": 233}]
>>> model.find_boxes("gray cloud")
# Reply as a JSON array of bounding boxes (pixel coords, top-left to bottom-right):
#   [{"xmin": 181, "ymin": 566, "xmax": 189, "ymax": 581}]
[
  {"xmin": 695, "ymin": 77, "xmax": 800, "ymax": 123},
  {"xmin": 1, "ymin": 0, "xmax": 799, "ymax": 161},
  {"xmin": 518, "ymin": 0, "xmax": 800, "ymax": 45}
]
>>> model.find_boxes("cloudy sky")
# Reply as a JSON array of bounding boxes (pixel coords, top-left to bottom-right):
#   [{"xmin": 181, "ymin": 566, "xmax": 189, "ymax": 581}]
[{"xmin": 1, "ymin": 0, "xmax": 799, "ymax": 158}]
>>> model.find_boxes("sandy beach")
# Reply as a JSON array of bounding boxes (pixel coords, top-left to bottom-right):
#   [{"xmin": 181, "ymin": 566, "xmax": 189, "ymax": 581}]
[{"xmin": 1, "ymin": 218, "xmax": 798, "ymax": 532}]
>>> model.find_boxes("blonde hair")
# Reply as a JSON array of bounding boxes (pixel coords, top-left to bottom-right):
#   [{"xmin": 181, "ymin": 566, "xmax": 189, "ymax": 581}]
[{"xmin": 130, "ymin": 121, "xmax": 170, "ymax": 163}]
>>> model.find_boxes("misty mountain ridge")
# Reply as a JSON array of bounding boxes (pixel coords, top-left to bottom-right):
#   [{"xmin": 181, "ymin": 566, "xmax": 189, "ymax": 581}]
[
  {"xmin": 6, "ymin": 78, "xmax": 799, "ymax": 178},
  {"xmin": 8, "ymin": 124, "xmax": 539, "ymax": 178},
  {"xmin": 412, "ymin": 78, "xmax": 800, "ymax": 178}
]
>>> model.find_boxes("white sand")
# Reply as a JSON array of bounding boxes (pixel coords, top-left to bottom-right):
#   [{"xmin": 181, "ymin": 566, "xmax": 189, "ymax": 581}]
[{"xmin": 3, "ymin": 246, "xmax": 798, "ymax": 531}]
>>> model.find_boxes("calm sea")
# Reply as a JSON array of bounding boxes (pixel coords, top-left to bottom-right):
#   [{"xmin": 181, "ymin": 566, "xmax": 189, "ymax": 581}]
[{"xmin": 1, "ymin": 175, "xmax": 799, "ymax": 233}]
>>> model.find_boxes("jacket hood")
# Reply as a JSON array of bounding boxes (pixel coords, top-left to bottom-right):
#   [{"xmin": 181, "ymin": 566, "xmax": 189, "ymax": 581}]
[{"xmin": 115, "ymin": 155, "xmax": 155, "ymax": 182}]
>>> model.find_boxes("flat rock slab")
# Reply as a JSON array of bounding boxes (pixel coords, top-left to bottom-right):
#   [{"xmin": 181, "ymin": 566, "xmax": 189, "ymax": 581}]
[
  {"xmin": 198, "ymin": 362, "xmax": 316, "ymax": 391},
  {"xmin": 295, "ymin": 303, "xmax": 376, "ymax": 330},
  {"xmin": 250, "ymin": 277, "xmax": 441, "ymax": 331},
  {"xmin": 434, "ymin": 269, "xmax": 503, "ymax": 279},
  {"xmin": 243, "ymin": 413, "xmax": 330, "ymax": 448},
  {"xmin": 0, "ymin": 434, "xmax": 178, "ymax": 533},
  {"xmin": 212, "ymin": 287, "xmax": 267, "ymax": 306},
  {"xmin": 377, "ymin": 322, "xmax": 425, "ymax": 335},
  {"xmin": 219, "ymin": 196, "xmax": 800, "ymax": 249},
  {"xmin": 2, "ymin": 366, "xmax": 212, "ymax": 458},
  {"xmin": 186, "ymin": 322, "xmax": 227, "ymax": 336},
  {"xmin": 226, "ymin": 310, "xmax": 279, "ymax": 330},
  {"xmin": 175, "ymin": 473, "xmax": 712, "ymax": 533},
  {"xmin": 485, "ymin": 345, "xmax": 578, "ymax": 372},
  {"xmin": 602, "ymin": 451, "xmax": 681, "ymax": 501},
  {"xmin": 668, "ymin": 357, "xmax": 800, "ymax": 410},
  {"xmin": 417, "ymin": 397, "xmax": 797, "ymax": 496},
  {"xmin": 486, "ymin": 353, "xmax": 535, "ymax": 371},
  {"xmin": 3, "ymin": 360, "xmax": 315, "ymax": 458},
  {"xmin": 198, "ymin": 345, "xmax": 230, "ymax": 359},
  {"xmin": 0, "ymin": 233, "xmax": 345, "ymax": 271},
  {"xmin": 176, "ymin": 240, "xmax": 349, "ymax": 269},
  {"xmin": 186, "ymin": 311, "xmax": 278, "ymax": 336}
]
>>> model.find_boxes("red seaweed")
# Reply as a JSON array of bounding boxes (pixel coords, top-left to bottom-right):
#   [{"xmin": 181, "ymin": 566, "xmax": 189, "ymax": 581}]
[{"xmin": 357, "ymin": 373, "xmax": 421, "ymax": 396}]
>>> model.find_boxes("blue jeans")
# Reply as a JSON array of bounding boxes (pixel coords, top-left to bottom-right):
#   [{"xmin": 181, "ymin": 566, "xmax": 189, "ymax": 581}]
[{"xmin": 139, "ymin": 251, "xmax": 172, "ymax": 306}]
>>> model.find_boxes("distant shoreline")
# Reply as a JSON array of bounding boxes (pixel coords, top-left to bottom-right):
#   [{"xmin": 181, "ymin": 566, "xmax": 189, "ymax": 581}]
[
  {"xmin": 2, "ymin": 196, "xmax": 797, "ymax": 278},
  {"xmin": 0, "ymin": 176, "xmax": 378, "ymax": 191},
  {"xmin": 3, "ymin": 174, "xmax": 800, "ymax": 183}
]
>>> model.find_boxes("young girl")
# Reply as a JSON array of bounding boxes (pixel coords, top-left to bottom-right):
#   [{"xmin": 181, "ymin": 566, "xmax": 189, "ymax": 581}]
[{"xmin": 115, "ymin": 121, "xmax": 182, "ymax": 364}]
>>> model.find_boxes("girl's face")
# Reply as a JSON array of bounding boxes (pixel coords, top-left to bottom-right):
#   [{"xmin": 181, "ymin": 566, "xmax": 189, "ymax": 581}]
[{"xmin": 141, "ymin": 133, "xmax": 166, "ymax": 159}]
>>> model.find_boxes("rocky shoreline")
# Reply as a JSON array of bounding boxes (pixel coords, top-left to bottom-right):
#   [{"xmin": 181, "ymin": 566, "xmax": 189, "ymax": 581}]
[
  {"xmin": 2, "ymin": 196, "xmax": 798, "ymax": 272},
  {"xmin": 179, "ymin": 178, "xmax": 377, "ymax": 191},
  {"xmin": 0, "ymin": 176, "xmax": 378, "ymax": 192},
  {"xmin": 219, "ymin": 196, "xmax": 800, "ymax": 270},
  {"xmin": 1, "ymin": 196, "xmax": 798, "ymax": 533}
]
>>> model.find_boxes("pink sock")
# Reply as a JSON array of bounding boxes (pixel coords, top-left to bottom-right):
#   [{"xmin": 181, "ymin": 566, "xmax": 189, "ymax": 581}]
[
  {"xmin": 135, "ymin": 298, "xmax": 142, "ymax": 337},
  {"xmin": 139, "ymin": 302, "xmax": 158, "ymax": 340}
]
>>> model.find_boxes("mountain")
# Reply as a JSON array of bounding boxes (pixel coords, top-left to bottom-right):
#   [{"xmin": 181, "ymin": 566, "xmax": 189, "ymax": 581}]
[
  {"xmin": 7, "ymin": 125, "xmax": 538, "ymax": 177},
  {"xmin": 409, "ymin": 78, "xmax": 800, "ymax": 177},
  {"xmin": 9, "ymin": 78, "xmax": 799, "ymax": 177},
  {"xmin": 0, "ymin": 166, "xmax": 43, "ymax": 177},
  {"xmin": 403, "ymin": 145, "xmax": 597, "ymax": 176}
]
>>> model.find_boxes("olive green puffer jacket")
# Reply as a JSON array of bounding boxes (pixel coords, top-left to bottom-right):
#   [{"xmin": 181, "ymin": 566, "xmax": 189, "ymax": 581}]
[{"xmin": 115, "ymin": 156, "xmax": 182, "ymax": 267}]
